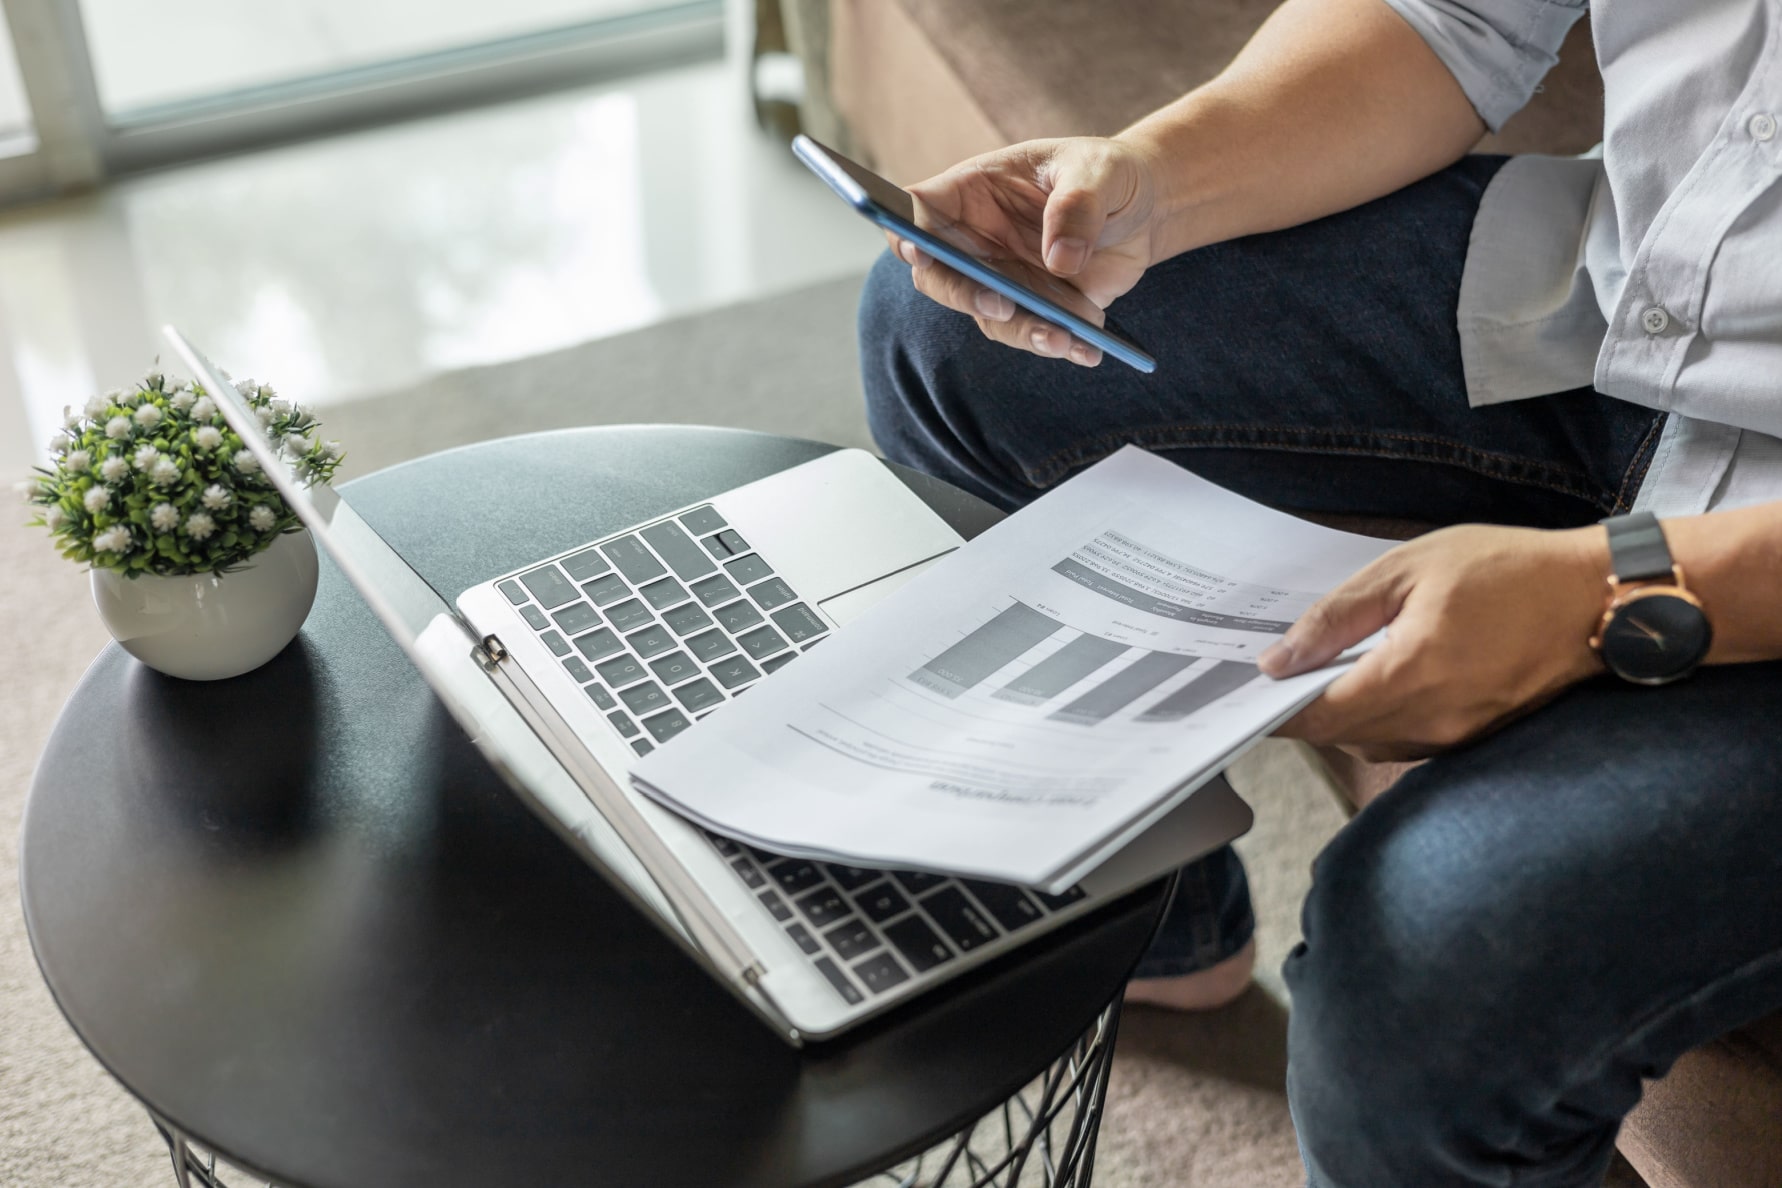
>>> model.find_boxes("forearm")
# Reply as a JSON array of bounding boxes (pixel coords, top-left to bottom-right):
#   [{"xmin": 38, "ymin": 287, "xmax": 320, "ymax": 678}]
[
  {"xmin": 1653, "ymin": 502, "xmax": 1782, "ymax": 665},
  {"xmin": 1116, "ymin": 0, "xmax": 1485, "ymax": 260}
]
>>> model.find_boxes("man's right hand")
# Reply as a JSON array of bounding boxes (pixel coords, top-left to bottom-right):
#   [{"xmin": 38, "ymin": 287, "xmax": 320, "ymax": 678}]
[{"xmin": 885, "ymin": 137, "xmax": 1162, "ymax": 367}]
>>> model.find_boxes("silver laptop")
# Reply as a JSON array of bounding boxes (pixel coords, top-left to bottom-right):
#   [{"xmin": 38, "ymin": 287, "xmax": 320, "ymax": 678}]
[{"xmin": 166, "ymin": 327, "xmax": 1253, "ymax": 1045}]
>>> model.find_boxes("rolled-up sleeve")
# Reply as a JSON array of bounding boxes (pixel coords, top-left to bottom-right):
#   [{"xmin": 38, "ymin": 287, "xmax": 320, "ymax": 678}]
[{"xmin": 1379, "ymin": 0, "xmax": 1587, "ymax": 130}]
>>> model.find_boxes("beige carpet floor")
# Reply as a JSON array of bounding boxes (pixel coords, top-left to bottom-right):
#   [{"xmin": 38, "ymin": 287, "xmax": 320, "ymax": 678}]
[{"xmin": 1, "ymin": 275, "xmax": 1644, "ymax": 1187}]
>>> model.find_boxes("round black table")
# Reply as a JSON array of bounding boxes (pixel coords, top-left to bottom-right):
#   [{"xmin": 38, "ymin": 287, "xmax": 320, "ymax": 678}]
[{"xmin": 21, "ymin": 427, "xmax": 1167, "ymax": 1188}]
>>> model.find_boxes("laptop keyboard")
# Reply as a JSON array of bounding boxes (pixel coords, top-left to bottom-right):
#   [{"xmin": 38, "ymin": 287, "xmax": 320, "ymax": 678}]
[{"xmin": 496, "ymin": 504, "xmax": 1087, "ymax": 1007}]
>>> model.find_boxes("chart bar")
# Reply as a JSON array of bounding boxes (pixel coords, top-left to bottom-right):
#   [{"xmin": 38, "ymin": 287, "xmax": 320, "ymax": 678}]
[
  {"xmin": 992, "ymin": 634, "xmax": 1129, "ymax": 706},
  {"xmin": 908, "ymin": 601, "xmax": 1062, "ymax": 697},
  {"xmin": 1135, "ymin": 660, "xmax": 1259, "ymax": 722},
  {"xmin": 1049, "ymin": 651, "xmax": 1196, "ymax": 725}
]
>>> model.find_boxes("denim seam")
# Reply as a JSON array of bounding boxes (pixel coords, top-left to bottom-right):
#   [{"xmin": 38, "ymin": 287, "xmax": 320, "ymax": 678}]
[
  {"xmin": 1608, "ymin": 413, "xmax": 1667, "ymax": 513},
  {"xmin": 1027, "ymin": 425, "xmax": 1619, "ymax": 510}
]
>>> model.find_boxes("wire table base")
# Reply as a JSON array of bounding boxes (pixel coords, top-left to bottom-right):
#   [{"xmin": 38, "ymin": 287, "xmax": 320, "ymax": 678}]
[{"xmin": 150, "ymin": 1001, "xmax": 1122, "ymax": 1188}]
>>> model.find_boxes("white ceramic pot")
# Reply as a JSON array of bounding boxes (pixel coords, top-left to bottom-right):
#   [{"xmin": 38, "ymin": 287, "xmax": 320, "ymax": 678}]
[{"xmin": 90, "ymin": 529, "xmax": 320, "ymax": 681}]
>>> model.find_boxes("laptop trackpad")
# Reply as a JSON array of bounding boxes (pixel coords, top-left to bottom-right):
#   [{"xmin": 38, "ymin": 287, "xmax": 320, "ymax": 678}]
[{"xmin": 818, "ymin": 552, "xmax": 951, "ymax": 626}]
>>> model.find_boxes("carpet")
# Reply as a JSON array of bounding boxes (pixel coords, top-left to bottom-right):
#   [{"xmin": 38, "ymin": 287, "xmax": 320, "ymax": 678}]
[{"xmin": 0, "ymin": 273, "xmax": 1644, "ymax": 1186}]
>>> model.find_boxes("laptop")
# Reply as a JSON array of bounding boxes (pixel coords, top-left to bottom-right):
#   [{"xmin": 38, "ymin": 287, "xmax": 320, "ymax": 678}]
[{"xmin": 165, "ymin": 327, "xmax": 1254, "ymax": 1045}]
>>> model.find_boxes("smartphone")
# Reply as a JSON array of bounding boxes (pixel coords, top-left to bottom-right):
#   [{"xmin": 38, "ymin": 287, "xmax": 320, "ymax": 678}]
[{"xmin": 793, "ymin": 135, "xmax": 1157, "ymax": 373}]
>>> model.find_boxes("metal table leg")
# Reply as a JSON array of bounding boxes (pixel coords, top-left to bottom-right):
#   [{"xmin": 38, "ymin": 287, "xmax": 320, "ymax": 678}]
[{"xmin": 153, "ymin": 1115, "xmax": 273, "ymax": 1188}]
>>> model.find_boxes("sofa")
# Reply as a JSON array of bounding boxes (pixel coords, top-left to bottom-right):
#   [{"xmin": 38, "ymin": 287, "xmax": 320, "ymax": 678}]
[{"xmin": 774, "ymin": 3, "xmax": 1782, "ymax": 1184}]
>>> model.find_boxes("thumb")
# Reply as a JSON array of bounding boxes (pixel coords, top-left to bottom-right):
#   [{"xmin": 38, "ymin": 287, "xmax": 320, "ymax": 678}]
[
  {"xmin": 1040, "ymin": 145, "xmax": 1120, "ymax": 277},
  {"xmin": 1260, "ymin": 568, "xmax": 1403, "ymax": 678}
]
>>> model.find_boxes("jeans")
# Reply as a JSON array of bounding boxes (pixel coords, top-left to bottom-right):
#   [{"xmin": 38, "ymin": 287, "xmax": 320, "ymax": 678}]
[{"xmin": 857, "ymin": 155, "xmax": 1782, "ymax": 1187}]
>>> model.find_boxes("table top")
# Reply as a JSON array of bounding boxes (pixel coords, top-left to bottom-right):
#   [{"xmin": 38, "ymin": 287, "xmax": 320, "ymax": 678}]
[{"xmin": 21, "ymin": 426, "xmax": 1166, "ymax": 1188}]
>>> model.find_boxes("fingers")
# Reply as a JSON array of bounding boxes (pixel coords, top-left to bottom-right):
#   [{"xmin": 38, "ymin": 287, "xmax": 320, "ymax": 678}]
[
  {"xmin": 889, "ymin": 236, "xmax": 1106, "ymax": 366},
  {"xmin": 1040, "ymin": 143, "xmax": 1126, "ymax": 278},
  {"xmin": 1259, "ymin": 562, "xmax": 1405, "ymax": 678}
]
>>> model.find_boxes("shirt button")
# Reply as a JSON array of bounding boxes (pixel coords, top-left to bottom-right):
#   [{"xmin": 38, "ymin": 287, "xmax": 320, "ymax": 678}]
[
  {"xmin": 1641, "ymin": 306, "xmax": 1671, "ymax": 335},
  {"xmin": 1751, "ymin": 112, "xmax": 1778, "ymax": 142}
]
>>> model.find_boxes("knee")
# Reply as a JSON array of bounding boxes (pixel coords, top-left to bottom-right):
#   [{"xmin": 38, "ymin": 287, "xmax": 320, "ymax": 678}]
[{"xmin": 857, "ymin": 250, "xmax": 943, "ymax": 467}]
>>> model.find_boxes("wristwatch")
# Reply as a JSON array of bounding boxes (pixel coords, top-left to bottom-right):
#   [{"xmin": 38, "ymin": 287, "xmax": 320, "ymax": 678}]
[{"xmin": 1589, "ymin": 511, "xmax": 1712, "ymax": 685}]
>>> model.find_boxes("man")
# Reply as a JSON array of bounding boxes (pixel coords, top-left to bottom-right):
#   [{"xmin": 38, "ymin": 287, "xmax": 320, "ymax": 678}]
[{"xmin": 855, "ymin": 0, "xmax": 1782, "ymax": 1183}]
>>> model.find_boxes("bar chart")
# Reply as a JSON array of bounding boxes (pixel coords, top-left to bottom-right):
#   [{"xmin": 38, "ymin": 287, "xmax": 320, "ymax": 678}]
[{"xmin": 906, "ymin": 600, "xmax": 1260, "ymax": 727}]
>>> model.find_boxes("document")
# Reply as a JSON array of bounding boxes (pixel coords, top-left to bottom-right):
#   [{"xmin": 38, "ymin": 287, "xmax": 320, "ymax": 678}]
[{"xmin": 631, "ymin": 447, "xmax": 1394, "ymax": 891}]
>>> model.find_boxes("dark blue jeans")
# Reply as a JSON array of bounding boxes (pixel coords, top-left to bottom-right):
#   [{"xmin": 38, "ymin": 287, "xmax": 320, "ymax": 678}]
[{"xmin": 858, "ymin": 155, "xmax": 1782, "ymax": 1187}]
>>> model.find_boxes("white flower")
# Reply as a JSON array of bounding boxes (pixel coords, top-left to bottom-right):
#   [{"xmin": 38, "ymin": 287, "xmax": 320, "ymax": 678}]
[
  {"xmin": 194, "ymin": 425, "xmax": 223, "ymax": 450},
  {"xmin": 150, "ymin": 502, "xmax": 179, "ymax": 532},
  {"xmin": 83, "ymin": 485, "xmax": 110, "ymax": 513},
  {"xmin": 233, "ymin": 449, "xmax": 260, "ymax": 474},
  {"xmin": 47, "ymin": 430, "xmax": 72, "ymax": 453},
  {"xmin": 44, "ymin": 505, "xmax": 67, "ymax": 532},
  {"xmin": 105, "ymin": 416, "xmax": 131, "ymax": 440},
  {"xmin": 142, "ymin": 371, "xmax": 164, "ymax": 391},
  {"xmin": 150, "ymin": 457, "xmax": 181, "ymax": 487},
  {"xmin": 320, "ymin": 439, "xmax": 342, "ymax": 461},
  {"xmin": 255, "ymin": 406, "xmax": 274, "ymax": 427},
  {"xmin": 248, "ymin": 504, "xmax": 277, "ymax": 531},
  {"xmin": 269, "ymin": 397, "xmax": 292, "ymax": 416},
  {"xmin": 170, "ymin": 388, "xmax": 196, "ymax": 412},
  {"xmin": 116, "ymin": 387, "xmax": 141, "ymax": 407},
  {"xmin": 132, "ymin": 403, "xmax": 163, "ymax": 429},
  {"xmin": 283, "ymin": 432, "xmax": 312, "ymax": 457},
  {"xmin": 258, "ymin": 384, "xmax": 276, "ymax": 400},
  {"xmin": 190, "ymin": 396, "xmax": 216, "ymax": 422},
  {"xmin": 201, "ymin": 483, "xmax": 231, "ymax": 510},
  {"xmin": 64, "ymin": 449, "xmax": 90, "ymax": 473},
  {"xmin": 99, "ymin": 456, "xmax": 130, "ymax": 481},
  {"xmin": 84, "ymin": 393, "xmax": 112, "ymax": 419},
  {"xmin": 183, "ymin": 511, "xmax": 215, "ymax": 540},
  {"xmin": 93, "ymin": 525, "xmax": 132, "ymax": 553},
  {"xmin": 133, "ymin": 443, "xmax": 160, "ymax": 470},
  {"xmin": 63, "ymin": 406, "xmax": 83, "ymax": 430}
]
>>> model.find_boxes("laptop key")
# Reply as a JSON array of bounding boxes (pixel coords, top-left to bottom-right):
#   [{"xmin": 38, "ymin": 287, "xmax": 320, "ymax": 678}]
[
  {"xmin": 961, "ymin": 881, "xmax": 1045, "ymax": 932},
  {"xmin": 748, "ymin": 577, "xmax": 796, "ymax": 610},
  {"xmin": 562, "ymin": 656, "xmax": 594, "ymax": 684},
  {"xmin": 730, "ymin": 858, "xmax": 766, "ymax": 889},
  {"xmin": 648, "ymin": 651, "xmax": 700, "ymax": 686},
  {"xmin": 574, "ymin": 628, "xmax": 623, "ymax": 662},
  {"xmin": 539, "ymin": 630, "xmax": 570, "ymax": 657},
  {"xmin": 584, "ymin": 683, "xmax": 616, "ymax": 711},
  {"xmin": 854, "ymin": 882, "xmax": 911, "ymax": 924},
  {"xmin": 626, "ymin": 624, "xmax": 676, "ymax": 660},
  {"xmin": 794, "ymin": 887, "xmax": 852, "ymax": 928},
  {"xmin": 581, "ymin": 573, "xmax": 629, "ymax": 606},
  {"xmin": 690, "ymin": 574, "xmax": 740, "ymax": 607},
  {"xmin": 605, "ymin": 598, "xmax": 652, "ymax": 632},
  {"xmin": 594, "ymin": 655, "xmax": 645, "ymax": 687},
  {"xmin": 824, "ymin": 919, "xmax": 881, "ymax": 962},
  {"xmin": 620, "ymin": 682, "xmax": 670, "ymax": 715},
  {"xmin": 708, "ymin": 834, "xmax": 739, "ymax": 857},
  {"xmin": 560, "ymin": 547, "xmax": 612, "ymax": 582},
  {"xmin": 893, "ymin": 871, "xmax": 947, "ymax": 895},
  {"xmin": 708, "ymin": 655, "xmax": 760, "ymax": 689},
  {"xmin": 827, "ymin": 864, "xmax": 878, "ymax": 891},
  {"xmin": 761, "ymin": 653, "xmax": 796, "ymax": 674},
  {"xmin": 770, "ymin": 860, "xmax": 825, "ymax": 895},
  {"xmin": 686, "ymin": 629, "xmax": 737, "ymax": 663},
  {"xmin": 771, "ymin": 603, "xmax": 827, "ymax": 644},
  {"xmin": 702, "ymin": 533, "xmax": 733, "ymax": 559},
  {"xmin": 518, "ymin": 565, "xmax": 578, "ymax": 609},
  {"xmin": 519, "ymin": 605, "xmax": 550, "ymax": 631},
  {"xmin": 631, "ymin": 739, "xmax": 654, "ymax": 756},
  {"xmin": 714, "ymin": 600, "xmax": 764, "ymax": 633},
  {"xmin": 641, "ymin": 708, "xmax": 692, "ymax": 743},
  {"xmin": 758, "ymin": 890, "xmax": 793, "ymax": 922},
  {"xmin": 673, "ymin": 678, "xmax": 724, "ymax": 713},
  {"xmin": 498, "ymin": 579, "xmax": 527, "ymax": 605},
  {"xmin": 919, "ymin": 887, "xmax": 999, "ymax": 952},
  {"xmin": 724, "ymin": 554, "xmax": 774, "ymax": 585},
  {"xmin": 813, "ymin": 957, "xmax": 864, "ymax": 1006},
  {"xmin": 607, "ymin": 710, "xmax": 639, "ymax": 738},
  {"xmin": 716, "ymin": 529, "xmax": 749, "ymax": 555},
  {"xmin": 641, "ymin": 520, "xmax": 718, "ymax": 581},
  {"xmin": 663, "ymin": 602, "xmax": 713, "ymax": 636},
  {"xmin": 552, "ymin": 602, "xmax": 601, "ymax": 636},
  {"xmin": 600, "ymin": 535, "xmax": 668, "ymax": 584},
  {"xmin": 853, "ymin": 953, "xmax": 911, "ymax": 994},
  {"xmin": 785, "ymin": 922, "xmax": 822, "ymax": 955},
  {"xmin": 678, "ymin": 505, "xmax": 727, "ymax": 535},
  {"xmin": 639, "ymin": 576, "xmax": 689, "ymax": 610},
  {"xmin": 882, "ymin": 915, "xmax": 955, "ymax": 973},
  {"xmin": 737, "ymin": 626, "xmax": 789, "ymax": 660}
]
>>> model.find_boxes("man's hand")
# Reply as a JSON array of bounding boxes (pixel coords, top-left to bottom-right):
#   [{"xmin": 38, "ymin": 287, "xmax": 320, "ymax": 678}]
[
  {"xmin": 885, "ymin": 137, "xmax": 1162, "ymax": 367},
  {"xmin": 1261, "ymin": 524, "xmax": 1611, "ymax": 761}
]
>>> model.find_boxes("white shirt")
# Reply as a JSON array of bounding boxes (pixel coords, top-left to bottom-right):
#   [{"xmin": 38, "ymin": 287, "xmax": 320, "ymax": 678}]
[{"xmin": 1381, "ymin": 0, "xmax": 1782, "ymax": 516}]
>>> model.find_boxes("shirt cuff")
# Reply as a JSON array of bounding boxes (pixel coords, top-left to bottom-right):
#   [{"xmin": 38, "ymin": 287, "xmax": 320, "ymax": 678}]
[{"xmin": 1378, "ymin": 0, "xmax": 1587, "ymax": 131}]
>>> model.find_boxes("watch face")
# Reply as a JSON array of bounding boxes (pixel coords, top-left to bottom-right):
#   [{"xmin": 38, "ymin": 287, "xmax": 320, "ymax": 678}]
[{"xmin": 1600, "ymin": 592, "xmax": 1712, "ymax": 685}]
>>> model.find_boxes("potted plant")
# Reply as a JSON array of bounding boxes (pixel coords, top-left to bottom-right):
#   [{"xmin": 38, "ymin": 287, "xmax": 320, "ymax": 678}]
[{"xmin": 24, "ymin": 370, "xmax": 343, "ymax": 680}]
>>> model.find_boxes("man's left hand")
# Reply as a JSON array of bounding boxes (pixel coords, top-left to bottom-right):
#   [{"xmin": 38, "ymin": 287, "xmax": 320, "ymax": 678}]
[{"xmin": 1262, "ymin": 524, "xmax": 1611, "ymax": 761}]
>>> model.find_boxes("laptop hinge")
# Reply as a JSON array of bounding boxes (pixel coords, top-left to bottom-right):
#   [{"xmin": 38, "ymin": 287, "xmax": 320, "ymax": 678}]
[{"xmin": 478, "ymin": 634, "xmax": 508, "ymax": 668}]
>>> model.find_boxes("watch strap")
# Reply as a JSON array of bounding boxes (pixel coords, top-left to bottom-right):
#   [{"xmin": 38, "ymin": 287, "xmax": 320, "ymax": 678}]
[{"xmin": 1604, "ymin": 511, "xmax": 1674, "ymax": 582}]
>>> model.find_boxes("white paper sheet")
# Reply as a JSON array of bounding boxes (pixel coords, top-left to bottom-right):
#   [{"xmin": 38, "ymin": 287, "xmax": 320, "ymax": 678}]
[{"xmin": 631, "ymin": 447, "xmax": 1395, "ymax": 890}]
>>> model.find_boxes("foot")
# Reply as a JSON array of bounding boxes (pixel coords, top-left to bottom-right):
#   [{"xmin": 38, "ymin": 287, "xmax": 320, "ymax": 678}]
[{"xmin": 1123, "ymin": 938, "xmax": 1256, "ymax": 1012}]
